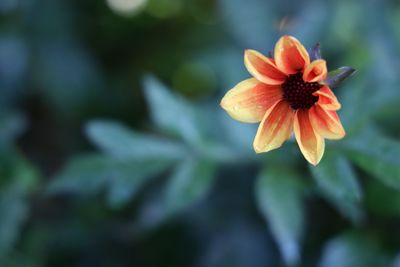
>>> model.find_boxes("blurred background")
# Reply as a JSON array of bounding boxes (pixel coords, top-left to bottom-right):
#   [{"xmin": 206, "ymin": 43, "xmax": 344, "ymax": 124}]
[{"xmin": 1, "ymin": 0, "xmax": 400, "ymax": 266}]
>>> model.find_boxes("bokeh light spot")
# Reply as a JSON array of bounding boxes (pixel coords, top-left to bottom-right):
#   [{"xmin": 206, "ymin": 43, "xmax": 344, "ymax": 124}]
[{"xmin": 106, "ymin": 0, "xmax": 147, "ymax": 17}]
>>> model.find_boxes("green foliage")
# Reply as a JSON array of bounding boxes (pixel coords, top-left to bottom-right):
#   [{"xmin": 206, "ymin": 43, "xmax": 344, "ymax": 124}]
[
  {"xmin": 255, "ymin": 166, "xmax": 305, "ymax": 266},
  {"xmin": 319, "ymin": 232, "xmax": 390, "ymax": 267},
  {"xmin": 1, "ymin": 0, "xmax": 400, "ymax": 266},
  {"xmin": 49, "ymin": 78, "xmax": 219, "ymax": 213},
  {"xmin": 0, "ymin": 185, "xmax": 29, "ymax": 259},
  {"xmin": 143, "ymin": 75, "xmax": 203, "ymax": 144},
  {"xmin": 344, "ymin": 127, "xmax": 400, "ymax": 190},
  {"xmin": 0, "ymin": 145, "xmax": 39, "ymax": 260},
  {"xmin": 164, "ymin": 158, "xmax": 215, "ymax": 215},
  {"xmin": 310, "ymin": 153, "xmax": 363, "ymax": 223},
  {"xmin": 86, "ymin": 120, "xmax": 186, "ymax": 160},
  {"xmin": 48, "ymin": 155, "xmax": 172, "ymax": 208}
]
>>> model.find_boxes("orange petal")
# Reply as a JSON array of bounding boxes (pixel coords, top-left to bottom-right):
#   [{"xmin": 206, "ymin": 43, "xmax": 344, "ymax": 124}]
[
  {"xmin": 220, "ymin": 78, "xmax": 283, "ymax": 123},
  {"xmin": 294, "ymin": 109, "xmax": 325, "ymax": 165},
  {"xmin": 274, "ymin": 35, "xmax": 310, "ymax": 75},
  {"xmin": 253, "ymin": 100, "xmax": 294, "ymax": 153},
  {"xmin": 244, "ymin": 49, "xmax": 287, "ymax": 85},
  {"xmin": 309, "ymin": 105, "xmax": 345, "ymax": 140},
  {"xmin": 313, "ymin": 86, "xmax": 341, "ymax": 110},
  {"xmin": 303, "ymin": 59, "xmax": 327, "ymax": 82}
]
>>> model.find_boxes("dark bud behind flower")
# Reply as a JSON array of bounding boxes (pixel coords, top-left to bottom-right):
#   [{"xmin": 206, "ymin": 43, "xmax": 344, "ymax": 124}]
[{"xmin": 322, "ymin": 66, "xmax": 356, "ymax": 88}]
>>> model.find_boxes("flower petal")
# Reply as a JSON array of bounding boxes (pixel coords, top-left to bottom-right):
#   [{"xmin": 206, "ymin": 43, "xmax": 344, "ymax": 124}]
[
  {"xmin": 313, "ymin": 86, "xmax": 341, "ymax": 110},
  {"xmin": 274, "ymin": 35, "xmax": 310, "ymax": 75},
  {"xmin": 244, "ymin": 49, "xmax": 287, "ymax": 85},
  {"xmin": 294, "ymin": 109, "xmax": 325, "ymax": 165},
  {"xmin": 309, "ymin": 105, "xmax": 345, "ymax": 140},
  {"xmin": 220, "ymin": 78, "xmax": 283, "ymax": 123},
  {"xmin": 303, "ymin": 59, "xmax": 327, "ymax": 82},
  {"xmin": 253, "ymin": 100, "xmax": 294, "ymax": 153}
]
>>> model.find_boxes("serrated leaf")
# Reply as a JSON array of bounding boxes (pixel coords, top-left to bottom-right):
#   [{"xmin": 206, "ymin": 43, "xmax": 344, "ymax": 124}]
[
  {"xmin": 48, "ymin": 155, "xmax": 172, "ymax": 208},
  {"xmin": 143, "ymin": 75, "xmax": 202, "ymax": 144},
  {"xmin": 322, "ymin": 66, "xmax": 356, "ymax": 88},
  {"xmin": 344, "ymin": 128, "xmax": 400, "ymax": 190},
  {"xmin": 165, "ymin": 158, "xmax": 215, "ymax": 215},
  {"xmin": 319, "ymin": 232, "xmax": 390, "ymax": 267},
  {"xmin": 47, "ymin": 155, "xmax": 113, "ymax": 195},
  {"xmin": 255, "ymin": 167, "xmax": 305, "ymax": 266},
  {"xmin": 310, "ymin": 153, "xmax": 363, "ymax": 223},
  {"xmin": 195, "ymin": 140, "xmax": 240, "ymax": 164},
  {"xmin": 85, "ymin": 120, "xmax": 186, "ymax": 160},
  {"xmin": 106, "ymin": 159, "xmax": 171, "ymax": 208}
]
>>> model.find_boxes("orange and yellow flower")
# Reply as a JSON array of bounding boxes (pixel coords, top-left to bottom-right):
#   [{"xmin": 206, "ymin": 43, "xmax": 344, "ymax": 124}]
[{"xmin": 220, "ymin": 35, "xmax": 347, "ymax": 165}]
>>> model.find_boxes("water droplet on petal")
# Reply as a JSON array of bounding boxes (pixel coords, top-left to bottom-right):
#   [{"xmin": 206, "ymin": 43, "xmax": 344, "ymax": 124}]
[{"xmin": 233, "ymin": 105, "xmax": 239, "ymax": 111}]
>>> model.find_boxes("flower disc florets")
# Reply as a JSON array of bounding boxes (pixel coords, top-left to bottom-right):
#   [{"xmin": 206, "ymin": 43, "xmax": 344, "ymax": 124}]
[{"xmin": 282, "ymin": 72, "xmax": 321, "ymax": 110}]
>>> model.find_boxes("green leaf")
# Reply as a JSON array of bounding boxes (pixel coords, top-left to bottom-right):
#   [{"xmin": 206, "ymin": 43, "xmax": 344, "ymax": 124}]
[
  {"xmin": 0, "ymin": 146, "xmax": 39, "ymax": 259},
  {"xmin": 106, "ymin": 159, "xmax": 171, "ymax": 208},
  {"xmin": 143, "ymin": 75, "xmax": 202, "ymax": 144},
  {"xmin": 47, "ymin": 155, "xmax": 112, "ymax": 195},
  {"xmin": 344, "ymin": 128, "xmax": 400, "ymax": 190},
  {"xmin": 319, "ymin": 232, "xmax": 390, "ymax": 267},
  {"xmin": 48, "ymin": 155, "xmax": 172, "ymax": 208},
  {"xmin": 0, "ymin": 185, "xmax": 29, "ymax": 259},
  {"xmin": 255, "ymin": 167, "xmax": 305, "ymax": 266},
  {"xmin": 0, "ymin": 145, "xmax": 39, "ymax": 190},
  {"xmin": 322, "ymin": 66, "xmax": 356, "ymax": 88},
  {"xmin": 164, "ymin": 158, "xmax": 215, "ymax": 215},
  {"xmin": 194, "ymin": 140, "xmax": 240, "ymax": 164},
  {"xmin": 86, "ymin": 120, "xmax": 186, "ymax": 160},
  {"xmin": 310, "ymin": 153, "xmax": 363, "ymax": 223},
  {"xmin": 12, "ymin": 155, "xmax": 40, "ymax": 193}
]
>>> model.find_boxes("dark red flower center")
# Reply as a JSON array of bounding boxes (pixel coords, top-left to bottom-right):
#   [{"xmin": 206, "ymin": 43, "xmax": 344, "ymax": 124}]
[{"xmin": 282, "ymin": 72, "xmax": 321, "ymax": 110}]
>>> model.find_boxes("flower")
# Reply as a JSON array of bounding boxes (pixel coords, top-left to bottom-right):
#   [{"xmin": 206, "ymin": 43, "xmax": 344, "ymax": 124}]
[{"xmin": 220, "ymin": 35, "xmax": 349, "ymax": 165}]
